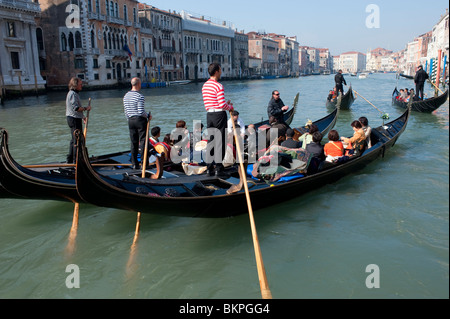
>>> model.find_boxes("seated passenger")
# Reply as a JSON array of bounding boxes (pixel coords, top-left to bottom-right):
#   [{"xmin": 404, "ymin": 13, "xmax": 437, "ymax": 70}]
[
  {"xmin": 281, "ymin": 128, "xmax": 301, "ymax": 149},
  {"xmin": 306, "ymin": 131, "xmax": 325, "ymax": 174},
  {"xmin": 341, "ymin": 120, "xmax": 366, "ymax": 157},
  {"xmin": 306, "ymin": 131, "xmax": 325, "ymax": 161},
  {"xmin": 359, "ymin": 117, "xmax": 372, "ymax": 149},
  {"xmin": 299, "ymin": 124, "xmax": 319, "ymax": 149},
  {"xmin": 150, "ymin": 126, "xmax": 161, "ymax": 146},
  {"xmin": 324, "ymin": 130, "xmax": 345, "ymax": 163}
]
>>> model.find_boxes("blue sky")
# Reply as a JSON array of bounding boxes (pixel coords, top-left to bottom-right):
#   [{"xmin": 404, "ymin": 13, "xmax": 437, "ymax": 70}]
[{"xmin": 141, "ymin": 0, "xmax": 448, "ymax": 55}]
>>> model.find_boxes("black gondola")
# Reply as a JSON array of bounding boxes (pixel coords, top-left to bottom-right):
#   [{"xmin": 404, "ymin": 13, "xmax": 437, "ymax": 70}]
[
  {"xmin": 399, "ymin": 73, "xmax": 414, "ymax": 80},
  {"xmin": 326, "ymin": 85, "xmax": 355, "ymax": 110},
  {"xmin": 392, "ymin": 87, "xmax": 449, "ymax": 113},
  {"xmin": 75, "ymin": 105, "xmax": 410, "ymax": 218},
  {"xmin": 0, "ymin": 95, "xmax": 301, "ymax": 203}
]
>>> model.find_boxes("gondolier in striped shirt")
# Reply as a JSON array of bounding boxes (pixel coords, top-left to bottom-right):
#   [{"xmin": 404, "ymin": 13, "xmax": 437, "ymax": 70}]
[
  {"xmin": 123, "ymin": 77, "xmax": 152, "ymax": 170},
  {"xmin": 202, "ymin": 63, "xmax": 234, "ymax": 178}
]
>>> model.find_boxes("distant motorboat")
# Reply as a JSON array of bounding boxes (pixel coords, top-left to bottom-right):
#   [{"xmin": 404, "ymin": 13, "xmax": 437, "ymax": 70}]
[
  {"xmin": 167, "ymin": 80, "xmax": 192, "ymax": 86},
  {"xmin": 359, "ymin": 72, "xmax": 369, "ymax": 79}
]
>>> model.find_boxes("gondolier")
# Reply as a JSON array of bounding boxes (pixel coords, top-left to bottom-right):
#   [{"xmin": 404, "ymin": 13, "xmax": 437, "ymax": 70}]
[
  {"xmin": 414, "ymin": 65, "xmax": 429, "ymax": 100},
  {"xmin": 202, "ymin": 63, "xmax": 234, "ymax": 178},
  {"xmin": 335, "ymin": 70, "xmax": 347, "ymax": 95},
  {"xmin": 65, "ymin": 77, "xmax": 91, "ymax": 164},
  {"xmin": 123, "ymin": 77, "xmax": 151, "ymax": 170}
]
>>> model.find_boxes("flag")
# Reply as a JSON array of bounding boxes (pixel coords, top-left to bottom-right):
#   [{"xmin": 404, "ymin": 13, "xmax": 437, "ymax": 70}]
[{"xmin": 123, "ymin": 44, "xmax": 133, "ymax": 62}]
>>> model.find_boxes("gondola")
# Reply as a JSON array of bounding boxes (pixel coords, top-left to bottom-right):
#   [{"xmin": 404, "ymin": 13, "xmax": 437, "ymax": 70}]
[
  {"xmin": 399, "ymin": 73, "xmax": 414, "ymax": 80},
  {"xmin": 0, "ymin": 130, "xmax": 135, "ymax": 202},
  {"xmin": 0, "ymin": 95, "xmax": 300, "ymax": 203},
  {"xmin": 326, "ymin": 85, "xmax": 355, "ymax": 110},
  {"xmin": 75, "ymin": 105, "xmax": 410, "ymax": 218},
  {"xmin": 392, "ymin": 87, "xmax": 449, "ymax": 113}
]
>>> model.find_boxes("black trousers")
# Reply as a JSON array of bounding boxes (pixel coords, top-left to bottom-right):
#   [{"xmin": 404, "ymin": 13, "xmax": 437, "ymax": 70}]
[
  {"xmin": 336, "ymin": 83, "xmax": 344, "ymax": 94},
  {"xmin": 128, "ymin": 116, "xmax": 148, "ymax": 167},
  {"xmin": 206, "ymin": 111, "xmax": 228, "ymax": 172},
  {"xmin": 67, "ymin": 116, "xmax": 83, "ymax": 164},
  {"xmin": 416, "ymin": 81, "xmax": 425, "ymax": 100}
]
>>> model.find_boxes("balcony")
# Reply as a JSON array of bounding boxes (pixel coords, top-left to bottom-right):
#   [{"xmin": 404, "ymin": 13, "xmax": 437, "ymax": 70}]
[{"xmin": 107, "ymin": 16, "xmax": 124, "ymax": 25}]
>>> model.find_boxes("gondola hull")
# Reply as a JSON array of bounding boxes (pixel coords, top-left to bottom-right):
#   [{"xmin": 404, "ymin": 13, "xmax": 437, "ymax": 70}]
[
  {"xmin": 392, "ymin": 87, "xmax": 448, "ymax": 113},
  {"xmin": 326, "ymin": 86, "xmax": 355, "ymax": 110},
  {"xmin": 0, "ymin": 96, "xmax": 300, "ymax": 203},
  {"xmin": 75, "ymin": 106, "xmax": 410, "ymax": 218}
]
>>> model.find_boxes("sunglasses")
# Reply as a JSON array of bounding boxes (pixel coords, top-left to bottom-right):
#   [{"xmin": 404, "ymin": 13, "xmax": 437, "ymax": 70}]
[{"xmin": 274, "ymin": 93, "xmax": 280, "ymax": 96}]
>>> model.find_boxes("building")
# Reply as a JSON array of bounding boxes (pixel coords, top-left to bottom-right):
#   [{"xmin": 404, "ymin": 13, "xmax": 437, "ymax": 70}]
[
  {"xmin": 248, "ymin": 32, "xmax": 279, "ymax": 76},
  {"xmin": 337, "ymin": 51, "xmax": 366, "ymax": 73},
  {"xmin": 366, "ymin": 47, "xmax": 393, "ymax": 72},
  {"xmin": 138, "ymin": 4, "xmax": 183, "ymax": 82},
  {"xmin": 37, "ymin": 0, "xmax": 144, "ymax": 89},
  {"xmin": 267, "ymin": 34, "xmax": 299, "ymax": 77},
  {"xmin": 0, "ymin": 0, "xmax": 45, "ymax": 95},
  {"xmin": 404, "ymin": 32, "xmax": 432, "ymax": 76},
  {"xmin": 180, "ymin": 11, "xmax": 234, "ymax": 81},
  {"xmin": 318, "ymin": 48, "xmax": 332, "ymax": 74},
  {"xmin": 232, "ymin": 30, "xmax": 249, "ymax": 78},
  {"xmin": 298, "ymin": 47, "xmax": 310, "ymax": 74},
  {"xmin": 426, "ymin": 9, "xmax": 449, "ymax": 81}
]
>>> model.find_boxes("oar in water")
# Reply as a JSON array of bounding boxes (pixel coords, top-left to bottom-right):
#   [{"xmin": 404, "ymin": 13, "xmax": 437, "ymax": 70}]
[
  {"xmin": 353, "ymin": 90, "xmax": 389, "ymax": 121},
  {"xmin": 428, "ymin": 79, "xmax": 444, "ymax": 95},
  {"xmin": 66, "ymin": 98, "xmax": 92, "ymax": 257},
  {"xmin": 229, "ymin": 110, "xmax": 272, "ymax": 300},
  {"xmin": 126, "ymin": 117, "xmax": 151, "ymax": 277}
]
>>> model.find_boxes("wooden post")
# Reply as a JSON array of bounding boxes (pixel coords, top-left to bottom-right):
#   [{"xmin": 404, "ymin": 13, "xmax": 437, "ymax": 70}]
[
  {"xmin": 34, "ymin": 74, "xmax": 38, "ymax": 97},
  {"xmin": 0, "ymin": 75, "xmax": 3, "ymax": 104},
  {"xmin": 18, "ymin": 75, "xmax": 23, "ymax": 98},
  {"xmin": 436, "ymin": 49, "xmax": 442, "ymax": 90}
]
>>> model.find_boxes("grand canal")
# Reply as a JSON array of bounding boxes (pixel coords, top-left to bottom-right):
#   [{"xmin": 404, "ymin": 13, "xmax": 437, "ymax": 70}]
[{"xmin": 0, "ymin": 73, "xmax": 448, "ymax": 299}]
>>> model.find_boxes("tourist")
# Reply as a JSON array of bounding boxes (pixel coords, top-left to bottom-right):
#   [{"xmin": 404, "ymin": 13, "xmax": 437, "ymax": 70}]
[
  {"xmin": 150, "ymin": 126, "xmax": 161, "ymax": 146},
  {"xmin": 65, "ymin": 77, "xmax": 91, "ymax": 164},
  {"xmin": 359, "ymin": 117, "xmax": 372, "ymax": 149},
  {"xmin": 227, "ymin": 110, "xmax": 245, "ymax": 138},
  {"xmin": 299, "ymin": 123, "xmax": 319, "ymax": 149},
  {"xmin": 341, "ymin": 120, "xmax": 366, "ymax": 157},
  {"xmin": 281, "ymin": 128, "xmax": 301, "ymax": 149},
  {"xmin": 123, "ymin": 77, "xmax": 151, "ymax": 170},
  {"xmin": 324, "ymin": 130, "xmax": 345, "ymax": 163}
]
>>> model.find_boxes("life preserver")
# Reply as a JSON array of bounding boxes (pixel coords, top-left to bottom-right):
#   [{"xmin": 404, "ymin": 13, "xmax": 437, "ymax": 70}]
[{"xmin": 154, "ymin": 142, "xmax": 171, "ymax": 161}]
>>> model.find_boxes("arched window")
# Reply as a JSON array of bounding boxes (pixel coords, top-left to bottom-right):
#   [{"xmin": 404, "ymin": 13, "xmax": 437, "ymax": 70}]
[
  {"xmin": 103, "ymin": 32, "xmax": 107, "ymax": 49},
  {"xmin": 75, "ymin": 31, "xmax": 82, "ymax": 48},
  {"xmin": 36, "ymin": 28, "xmax": 44, "ymax": 50},
  {"xmin": 61, "ymin": 33, "xmax": 67, "ymax": 51},
  {"xmin": 123, "ymin": 5, "xmax": 128, "ymax": 21},
  {"xmin": 91, "ymin": 30, "xmax": 95, "ymax": 48},
  {"xmin": 68, "ymin": 32, "xmax": 74, "ymax": 51}
]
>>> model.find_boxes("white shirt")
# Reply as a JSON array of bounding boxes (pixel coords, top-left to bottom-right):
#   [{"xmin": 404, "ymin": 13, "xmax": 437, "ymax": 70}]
[{"xmin": 227, "ymin": 117, "xmax": 245, "ymax": 136}]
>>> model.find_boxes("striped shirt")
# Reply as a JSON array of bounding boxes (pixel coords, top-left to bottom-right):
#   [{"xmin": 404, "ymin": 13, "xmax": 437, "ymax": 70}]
[
  {"xmin": 202, "ymin": 79, "xmax": 233, "ymax": 111},
  {"xmin": 123, "ymin": 90, "xmax": 148, "ymax": 119}
]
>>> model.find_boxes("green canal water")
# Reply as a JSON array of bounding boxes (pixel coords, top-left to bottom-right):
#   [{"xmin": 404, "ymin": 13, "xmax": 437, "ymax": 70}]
[{"xmin": 0, "ymin": 73, "xmax": 448, "ymax": 299}]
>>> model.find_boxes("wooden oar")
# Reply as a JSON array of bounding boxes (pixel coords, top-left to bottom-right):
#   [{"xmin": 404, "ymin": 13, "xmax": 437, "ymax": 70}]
[
  {"xmin": 229, "ymin": 110, "xmax": 272, "ymax": 300},
  {"xmin": 83, "ymin": 98, "xmax": 92, "ymax": 138},
  {"xmin": 353, "ymin": 90, "xmax": 384, "ymax": 114},
  {"xmin": 428, "ymin": 79, "xmax": 444, "ymax": 95},
  {"xmin": 127, "ymin": 117, "xmax": 151, "ymax": 276}
]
